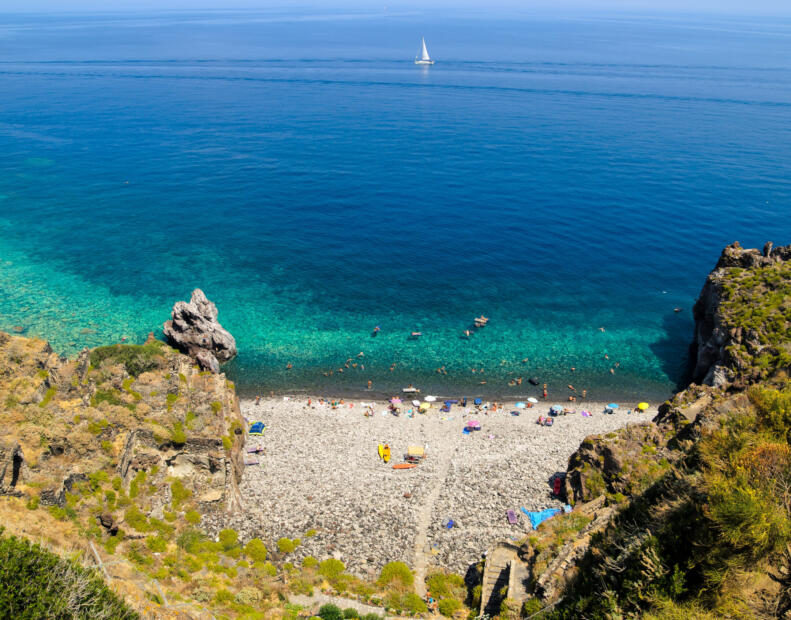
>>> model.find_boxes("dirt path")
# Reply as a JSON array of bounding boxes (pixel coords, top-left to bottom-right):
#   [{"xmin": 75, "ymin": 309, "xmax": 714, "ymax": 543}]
[
  {"xmin": 290, "ymin": 592, "xmax": 385, "ymax": 617},
  {"xmin": 412, "ymin": 445, "xmax": 455, "ymax": 597}
]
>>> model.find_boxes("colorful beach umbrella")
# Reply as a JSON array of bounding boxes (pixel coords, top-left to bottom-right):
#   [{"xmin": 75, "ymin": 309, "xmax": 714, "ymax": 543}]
[
  {"xmin": 425, "ymin": 395, "xmax": 437, "ymax": 402},
  {"xmin": 527, "ymin": 397, "xmax": 538, "ymax": 404},
  {"xmin": 474, "ymin": 398, "xmax": 483, "ymax": 405},
  {"xmin": 390, "ymin": 397, "xmax": 402, "ymax": 405},
  {"xmin": 515, "ymin": 402, "xmax": 526, "ymax": 408},
  {"xmin": 412, "ymin": 400, "xmax": 421, "ymax": 407},
  {"xmin": 637, "ymin": 402, "xmax": 649, "ymax": 411},
  {"xmin": 607, "ymin": 403, "xmax": 620, "ymax": 409}
]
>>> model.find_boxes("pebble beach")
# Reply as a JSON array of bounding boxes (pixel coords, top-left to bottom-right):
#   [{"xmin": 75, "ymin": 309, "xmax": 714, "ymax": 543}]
[{"xmin": 238, "ymin": 396, "xmax": 657, "ymax": 578}]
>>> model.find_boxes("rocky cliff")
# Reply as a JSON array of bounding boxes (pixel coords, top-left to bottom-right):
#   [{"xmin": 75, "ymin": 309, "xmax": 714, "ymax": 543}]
[
  {"xmin": 0, "ymin": 332, "xmax": 245, "ymax": 513},
  {"xmin": 510, "ymin": 242, "xmax": 791, "ymax": 619},
  {"xmin": 691, "ymin": 241, "xmax": 791, "ymax": 388}
]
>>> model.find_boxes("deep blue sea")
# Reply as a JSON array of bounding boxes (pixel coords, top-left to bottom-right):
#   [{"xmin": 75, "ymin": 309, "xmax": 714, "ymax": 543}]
[{"xmin": 0, "ymin": 9, "xmax": 790, "ymax": 400}]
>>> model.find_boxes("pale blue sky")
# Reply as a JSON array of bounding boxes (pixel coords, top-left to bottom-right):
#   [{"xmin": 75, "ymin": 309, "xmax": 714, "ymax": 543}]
[{"xmin": 0, "ymin": 0, "xmax": 789, "ymax": 15}]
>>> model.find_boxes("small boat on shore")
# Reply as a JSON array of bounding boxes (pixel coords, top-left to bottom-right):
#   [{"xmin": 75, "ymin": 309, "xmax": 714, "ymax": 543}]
[{"xmin": 393, "ymin": 463, "xmax": 417, "ymax": 470}]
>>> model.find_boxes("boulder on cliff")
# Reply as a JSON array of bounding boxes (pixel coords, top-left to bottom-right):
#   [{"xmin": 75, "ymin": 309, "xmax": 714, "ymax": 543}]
[{"xmin": 163, "ymin": 289, "xmax": 237, "ymax": 373}]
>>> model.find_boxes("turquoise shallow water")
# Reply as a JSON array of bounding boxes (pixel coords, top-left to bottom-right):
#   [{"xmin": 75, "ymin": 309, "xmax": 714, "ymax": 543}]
[{"xmin": 1, "ymin": 10, "xmax": 790, "ymax": 400}]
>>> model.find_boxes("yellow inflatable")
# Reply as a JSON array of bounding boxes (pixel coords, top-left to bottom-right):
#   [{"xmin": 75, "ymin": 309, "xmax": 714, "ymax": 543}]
[
  {"xmin": 377, "ymin": 444, "xmax": 384, "ymax": 459},
  {"xmin": 383, "ymin": 444, "xmax": 391, "ymax": 463}
]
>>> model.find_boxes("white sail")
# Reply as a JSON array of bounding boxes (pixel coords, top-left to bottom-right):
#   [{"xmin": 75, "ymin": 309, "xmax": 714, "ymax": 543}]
[{"xmin": 420, "ymin": 38, "xmax": 430, "ymax": 61}]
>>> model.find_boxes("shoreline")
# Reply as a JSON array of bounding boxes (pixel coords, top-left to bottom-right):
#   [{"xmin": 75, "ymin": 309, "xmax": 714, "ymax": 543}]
[{"xmin": 237, "ymin": 394, "xmax": 658, "ymax": 577}]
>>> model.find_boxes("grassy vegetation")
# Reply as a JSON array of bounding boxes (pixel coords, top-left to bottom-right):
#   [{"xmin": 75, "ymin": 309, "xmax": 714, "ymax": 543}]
[
  {"xmin": 89, "ymin": 342, "xmax": 167, "ymax": 377},
  {"xmin": 719, "ymin": 261, "xmax": 791, "ymax": 381},
  {"xmin": 0, "ymin": 527, "xmax": 137, "ymax": 619},
  {"xmin": 549, "ymin": 382, "xmax": 791, "ymax": 618}
]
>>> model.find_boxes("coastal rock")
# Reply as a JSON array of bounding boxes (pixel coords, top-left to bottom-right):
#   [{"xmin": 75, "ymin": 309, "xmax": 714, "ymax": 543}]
[
  {"xmin": 691, "ymin": 241, "xmax": 791, "ymax": 387},
  {"xmin": 163, "ymin": 289, "xmax": 237, "ymax": 373}
]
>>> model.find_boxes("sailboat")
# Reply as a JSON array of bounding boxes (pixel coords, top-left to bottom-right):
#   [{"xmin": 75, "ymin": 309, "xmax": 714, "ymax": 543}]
[{"xmin": 414, "ymin": 37, "xmax": 434, "ymax": 65}]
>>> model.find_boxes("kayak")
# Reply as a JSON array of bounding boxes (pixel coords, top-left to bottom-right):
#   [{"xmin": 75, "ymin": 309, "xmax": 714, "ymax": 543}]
[
  {"xmin": 377, "ymin": 444, "xmax": 384, "ymax": 459},
  {"xmin": 383, "ymin": 444, "xmax": 391, "ymax": 463},
  {"xmin": 393, "ymin": 463, "xmax": 416, "ymax": 470}
]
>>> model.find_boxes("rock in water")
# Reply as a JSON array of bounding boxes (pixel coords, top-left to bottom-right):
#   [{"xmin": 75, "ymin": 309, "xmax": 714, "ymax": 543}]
[{"xmin": 163, "ymin": 289, "xmax": 237, "ymax": 372}]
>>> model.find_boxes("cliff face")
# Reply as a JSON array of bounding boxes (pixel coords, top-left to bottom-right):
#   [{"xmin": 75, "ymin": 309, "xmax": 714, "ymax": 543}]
[
  {"xmin": 691, "ymin": 241, "xmax": 791, "ymax": 388},
  {"xmin": 0, "ymin": 332, "xmax": 245, "ymax": 513},
  {"xmin": 514, "ymin": 243, "xmax": 791, "ymax": 619}
]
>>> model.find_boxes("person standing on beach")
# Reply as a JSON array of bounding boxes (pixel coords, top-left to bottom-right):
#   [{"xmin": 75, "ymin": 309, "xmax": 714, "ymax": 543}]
[{"xmin": 542, "ymin": 383, "xmax": 548, "ymax": 399}]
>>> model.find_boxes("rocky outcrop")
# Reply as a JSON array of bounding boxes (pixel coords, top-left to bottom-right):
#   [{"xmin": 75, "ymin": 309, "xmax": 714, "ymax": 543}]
[
  {"xmin": 0, "ymin": 441, "xmax": 24, "ymax": 495},
  {"xmin": 691, "ymin": 241, "xmax": 791, "ymax": 387},
  {"xmin": 163, "ymin": 289, "xmax": 237, "ymax": 373}
]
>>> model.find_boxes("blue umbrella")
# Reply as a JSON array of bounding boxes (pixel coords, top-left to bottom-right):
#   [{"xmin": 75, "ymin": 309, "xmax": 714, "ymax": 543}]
[
  {"xmin": 607, "ymin": 403, "xmax": 619, "ymax": 409},
  {"xmin": 550, "ymin": 405, "xmax": 563, "ymax": 413},
  {"xmin": 515, "ymin": 402, "xmax": 526, "ymax": 408},
  {"xmin": 474, "ymin": 398, "xmax": 482, "ymax": 406}
]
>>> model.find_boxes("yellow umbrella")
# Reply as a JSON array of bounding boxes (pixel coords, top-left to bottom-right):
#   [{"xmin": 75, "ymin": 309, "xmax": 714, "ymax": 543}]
[
  {"xmin": 637, "ymin": 402, "xmax": 649, "ymax": 411},
  {"xmin": 419, "ymin": 402, "xmax": 430, "ymax": 411}
]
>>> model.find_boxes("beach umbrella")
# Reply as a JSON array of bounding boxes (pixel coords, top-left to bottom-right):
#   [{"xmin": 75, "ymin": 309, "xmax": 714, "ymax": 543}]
[
  {"xmin": 425, "ymin": 395, "xmax": 437, "ymax": 402},
  {"xmin": 412, "ymin": 400, "xmax": 421, "ymax": 407},
  {"xmin": 474, "ymin": 398, "xmax": 482, "ymax": 406},
  {"xmin": 419, "ymin": 402, "xmax": 430, "ymax": 411},
  {"xmin": 637, "ymin": 402, "xmax": 649, "ymax": 411},
  {"xmin": 527, "ymin": 397, "xmax": 538, "ymax": 404},
  {"xmin": 390, "ymin": 397, "xmax": 402, "ymax": 405},
  {"xmin": 607, "ymin": 403, "xmax": 619, "ymax": 409},
  {"xmin": 550, "ymin": 405, "xmax": 563, "ymax": 414},
  {"xmin": 515, "ymin": 402, "xmax": 526, "ymax": 409}
]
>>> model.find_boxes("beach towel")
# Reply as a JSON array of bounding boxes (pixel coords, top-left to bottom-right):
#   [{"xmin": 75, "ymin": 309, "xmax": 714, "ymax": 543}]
[{"xmin": 520, "ymin": 507, "xmax": 560, "ymax": 529}]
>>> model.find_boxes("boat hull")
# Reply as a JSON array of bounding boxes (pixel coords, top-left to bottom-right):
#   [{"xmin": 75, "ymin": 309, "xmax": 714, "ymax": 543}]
[{"xmin": 414, "ymin": 60, "xmax": 434, "ymax": 65}]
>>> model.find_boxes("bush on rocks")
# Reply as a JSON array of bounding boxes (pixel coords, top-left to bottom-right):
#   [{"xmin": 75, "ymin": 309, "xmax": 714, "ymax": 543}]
[
  {"xmin": 244, "ymin": 538, "xmax": 267, "ymax": 562},
  {"xmin": 277, "ymin": 537, "xmax": 296, "ymax": 553},
  {"xmin": 302, "ymin": 555, "xmax": 318, "ymax": 568},
  {"xmin": 218, "ymin": 529, "xmax": 238, "ymax": 551},
  {"xmin": 377, "ymin": 561, "xmax": 414, "ymax": 589},
  {"xmin": 343, "ymin": 608, "xmax": 360, "ymax": 618},
  {"xmin": 318, "ymin": 558, "xmax": 346, "ymax": 581}
]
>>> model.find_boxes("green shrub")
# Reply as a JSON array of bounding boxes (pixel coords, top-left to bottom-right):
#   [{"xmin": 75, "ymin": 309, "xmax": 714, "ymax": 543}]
[
  {"xmin": 176, "ymin": 528, "xmax": 204, "ymax": 552},
  {"xmin": 39, "ymin": 386, "xmax": 56, "ymax": 408},
  {"xmin": 0, "ymin": 528, "xmax": 137, "ymax": 618},
  {"xmin": 277, "ymin": 537, "xmax": 296, "ymax": 553},
  {"xmin": 170, "ymin": 479, "xmax": 192, "ymax": 508},
  {"xmin": 318, "ymin": 558, "xmax": 345, "ymax": 580},
  {"xmin": 317, "ymin": 603, "xmax": 343, "ymax": 620},
  {"xmin": 210, "ymin": 401, "xmax": 222, "ymax": 414},
  {"xmin": 123, "ymin": 505, "xmax": 150, "ymax": 532},
  {"xmin": 145, "ymin": 536, "xmax": 168, "ymax": 553},
  {"xmin": 184, "ymin": 510, "xmax": 201, "ymax": 525},
  {"xmin": 165, "ymin": 393, "xmax": 179, "ymax": 411},
  {"xmin": 257, "ymin": 561, "xmax": 277, "ymax": 577},
  {"xmin": 222, "ymin": 435, "xmax": 232, "ymax": 451},
  {"xmin": 218, "ymin": 528, "xmax": 238, "ymax": 551},
  {"xmin": 26, "ymin": 495, "xmax": 40, "ymax": 510},
  {"xmin": 128, "ymin": 470, "xmax": 146, "ymax": 499},
  {"xmin": 302, "ymin": 555, "xmax": 318, "ymax": 568},
  {"xmin": 438, "ymin": 598, "xmax": 463, "ymax": 617},
  {"xmin": 377, "ymin": 561, "xmax": 414, "ymax": 588},
  {"xmin": 305, "ymin": 528, "xmax": 317, "ymax": 537},
  {"xmin": 89, "ymin": 342, "xmax": 165, "ymax": 377},
  {"xmin": 342, "ymin": 608, "xmax": 360, "ymax": 618},
  {"xmin": 170, "ymin": 421, "xmax": 186, "ymax": 445},
  {"xmin": 244, "ymin": 538, "xmax": 267, "ymax": 562}
]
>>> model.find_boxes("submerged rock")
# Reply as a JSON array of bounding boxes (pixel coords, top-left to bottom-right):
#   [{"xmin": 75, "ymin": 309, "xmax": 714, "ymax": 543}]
[{"xmin": 163, "ymin": 289, "xmax": 237, "ymax": 373}]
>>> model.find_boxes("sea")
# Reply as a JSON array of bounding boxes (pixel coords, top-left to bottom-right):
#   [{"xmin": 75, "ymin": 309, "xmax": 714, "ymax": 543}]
[{"xmin": 0, "ymin": 8, "xmax": 790, "ymax": 400}]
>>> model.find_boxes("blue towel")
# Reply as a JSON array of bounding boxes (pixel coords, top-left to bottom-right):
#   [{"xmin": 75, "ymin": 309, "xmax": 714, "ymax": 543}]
[{"xmin": 520, "ymin": 507, "xmax": 560, "ymax": 529}]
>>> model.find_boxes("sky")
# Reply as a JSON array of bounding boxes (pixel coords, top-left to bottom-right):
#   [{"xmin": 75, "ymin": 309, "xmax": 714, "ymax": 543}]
[{"xmin": 0, "ymin": 0, "xmax": 789, "ymax": 16}]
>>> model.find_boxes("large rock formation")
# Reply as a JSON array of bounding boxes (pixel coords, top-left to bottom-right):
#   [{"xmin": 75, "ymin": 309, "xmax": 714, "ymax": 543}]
[
  {"xmin": 163, "ymin": 289, "xmax": 237, "ymax": 373},
  {"xmin": 691, "ymin": 241, "xmax": 791, "ymax": 388}
]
